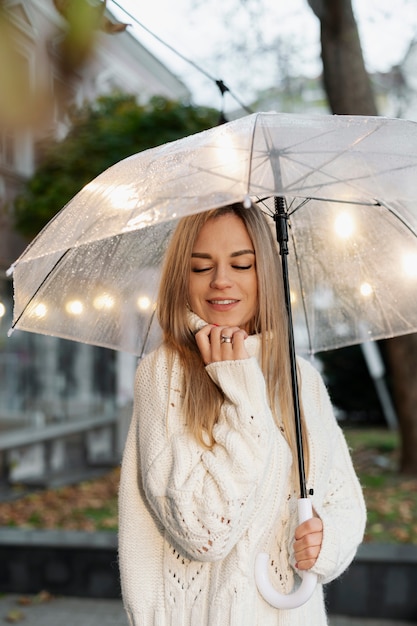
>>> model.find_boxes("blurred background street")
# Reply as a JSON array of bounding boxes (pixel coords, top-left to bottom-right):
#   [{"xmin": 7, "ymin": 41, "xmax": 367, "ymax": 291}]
[
  {"xmin": 0, "ymin": 593, "xmax": 414, "ymax": 626},
  {"xmin": 1, "ymin": 1, "xmax": 417, "ymax": 624}
]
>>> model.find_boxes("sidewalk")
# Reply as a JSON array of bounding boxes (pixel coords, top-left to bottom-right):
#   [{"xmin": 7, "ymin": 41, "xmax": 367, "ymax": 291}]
[
  {"xmin": 0, "ymin": 594, "xmax": 127, "ymax": 626},
  {"xmin": 0, "ymin": 594, "xmax": 413, "ymax": 626}
]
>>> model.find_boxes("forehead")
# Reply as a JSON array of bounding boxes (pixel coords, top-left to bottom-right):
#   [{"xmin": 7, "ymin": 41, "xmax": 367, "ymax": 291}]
[{"xmin": 193, "ymin": 213, "xmax": 253, "ymax": 251}]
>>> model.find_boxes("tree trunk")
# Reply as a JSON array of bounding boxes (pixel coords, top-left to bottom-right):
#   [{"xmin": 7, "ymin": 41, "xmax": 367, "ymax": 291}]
[
  {"xmin": 384, "ymin": 335, "xmax": 417, "ymax": 474},
  {"xmin": 307, "ymin": 0, "xmax": 417, "ymax": 474},
  {"xmin": 308, "ymin": 0, "xmax": 377, "ymax": 115}
]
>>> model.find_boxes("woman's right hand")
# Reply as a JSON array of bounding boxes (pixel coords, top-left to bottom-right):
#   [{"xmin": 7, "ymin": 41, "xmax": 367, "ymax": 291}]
[
  {"xmin": 293, "ymin": 516, "xmax": 323, "ymax": 571},
  {"xmin": 195, "ymin": 325, "xmax": 249, "ymax": 365}
]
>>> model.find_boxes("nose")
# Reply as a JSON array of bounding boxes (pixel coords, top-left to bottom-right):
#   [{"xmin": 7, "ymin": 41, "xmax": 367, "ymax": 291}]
[{"xmin": 210, "ymin": 264, "xmax": 232, "ymax": 289}]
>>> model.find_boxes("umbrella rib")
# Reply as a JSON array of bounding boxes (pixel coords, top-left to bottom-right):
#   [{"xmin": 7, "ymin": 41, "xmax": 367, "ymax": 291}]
[
  {"xmin": 246, "ymin": 113, "xmax": 261, "ymax": 198},
  {"xmin": 258, "ymin": 120, "xmax": 410, "ymax": 199},
  {"xmin": 287, "ymin": 196, "xmax": 378, "ymax": 217},
  {"xmin": 152, "ymin": 151, "xmax": 253, "ymax": 198},
  {"xmin": 10, "ymin": 249, "xmax": 70, "ymax": 331},
  {"xmin": 10, "ymin": 196, "xmax": 73, "ymax": 265},
  {"xmin": 281, "ymin": 154, "xmax": 417, "ymax": 199},
  {"xmin": 377, "ymin": 199, "xmax": 417, "ymax": 238},
  {"xmin": 138, "ymin": 308, "xmax": 157, "ymax": 360},
  {"xmin": 288, "ymin": 221, "xmax": 313, "ymax": 355},
  {"xmin": 254, "ymin": 195, "xmax": 314, "ymax": 353}
]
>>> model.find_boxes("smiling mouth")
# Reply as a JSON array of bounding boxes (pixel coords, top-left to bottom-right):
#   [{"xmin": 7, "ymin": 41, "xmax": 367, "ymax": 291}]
[{"xmin": 208, "ymin": 299, "xmax": 239, "ymax": 305}]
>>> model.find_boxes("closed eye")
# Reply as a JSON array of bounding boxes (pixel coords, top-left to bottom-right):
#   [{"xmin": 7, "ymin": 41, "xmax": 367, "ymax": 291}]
[
  {"xmin": 191, "ymin": 266, "xmax": 212, "ymax": 273},
  {"xmin": 192, "ymin": 264, "xmax": 253, "ymax": 273}
]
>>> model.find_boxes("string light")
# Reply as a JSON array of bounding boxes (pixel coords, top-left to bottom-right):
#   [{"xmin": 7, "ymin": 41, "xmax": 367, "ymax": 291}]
[
  {"xmin": 137, "ymin": 295, "xmax": 152, "ymax": 311},
  {"xmin": 360, "ymin": 282, "xmax": 373, "ymax": 297},
  {"xmin": 334, "ymin": 211, "xmax": 355, "ymax": 239},
  {"xmin": 32, "ymin": 303, "xmax": 47, "ymax": 319},
  {"xmin": 65, "ymin": 300, "xmax": 84, "ymax": 315},
  {"xmin": 93, "ymin": 293, "xmax": 115, "ymax": 310},
  {"xmin": 402, "ymin": 252, "xmax": 417, "ymax": 278}
]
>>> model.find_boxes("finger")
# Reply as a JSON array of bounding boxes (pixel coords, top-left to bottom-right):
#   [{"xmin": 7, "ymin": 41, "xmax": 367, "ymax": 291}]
[
  {"xmin": 194, "ymin": 325, "xmax": 217, "ymax": 364},
  {"xmin": 296, "ymin": 559, "xmax": 320, "ymax": 571},
  {"xmin": 209, "ymin": 325, "xmax": 233, "ymax": 362},
  {"xmin": 294, "ymin": 517, "xmax": 323, "ymax": 540},
  {"xmin": 294, "ymin": 541, "xmax": 322, "ymax": 570},
  {"xmin": 228, "ymin": 329, "xmax": 250, "ymax": 359},
  {"xmin": 294, "ymin": 524, "xmax": 323, "ymax": 556},
  {"xmin": 294, "ymin": 530, "xmax": 323, "ymax": 570},
  {"xmin": 195, "ymin": 325, "xmax": 237, "ymax": 364},
  {"xmin": 215, "ymin": 326, "xmax": 248, "ymax": 343},
  {"xmin": 215, "ymin": 326, "xmax": 249, "ymax": 361}
]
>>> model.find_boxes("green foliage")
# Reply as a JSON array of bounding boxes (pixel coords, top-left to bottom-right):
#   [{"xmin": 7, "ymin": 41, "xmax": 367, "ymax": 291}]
[
  {"xmin": 14, "ymin": 94, "xmax": 219, "ymax": 237},
  {"xmin": 344, "ymin": 428, "xmax": 417, "ymax": 543}
]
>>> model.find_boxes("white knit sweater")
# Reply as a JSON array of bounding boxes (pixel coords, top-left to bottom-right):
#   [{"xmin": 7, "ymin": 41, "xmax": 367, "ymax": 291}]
[{"xmin": 118, "ymin": 332, "xmax": 366, "ymax": 626}]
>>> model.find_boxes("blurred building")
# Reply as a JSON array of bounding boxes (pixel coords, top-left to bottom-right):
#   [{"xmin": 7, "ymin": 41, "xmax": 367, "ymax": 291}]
[
  {"xmin": 0, "ymin": 0, "xmax": 189, "ymax": 271},
  {"xmin": 396, "ymin": 40, "xmax": 417, "ymax": 121},
  {"xmin": 0, "ymin": 0, "xmax": 189, "ymax": 482}
]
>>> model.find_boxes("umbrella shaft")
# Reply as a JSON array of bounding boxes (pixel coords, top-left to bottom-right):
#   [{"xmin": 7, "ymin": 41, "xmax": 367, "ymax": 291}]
[{"xmin": 274, "ymin": 198, "xmax": 307, "ymax": 499}]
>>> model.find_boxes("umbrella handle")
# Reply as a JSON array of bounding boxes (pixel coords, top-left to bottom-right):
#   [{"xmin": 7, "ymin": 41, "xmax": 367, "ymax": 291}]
[{"xmin": 255, "ymin": 498, "xmax": 317, "ymax": 609}]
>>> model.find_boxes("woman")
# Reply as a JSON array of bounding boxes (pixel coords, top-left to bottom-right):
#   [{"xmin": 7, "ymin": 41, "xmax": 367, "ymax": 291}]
[{"xmin": 118, "ymin": 203, "xmax": 366, "ymax": 625}]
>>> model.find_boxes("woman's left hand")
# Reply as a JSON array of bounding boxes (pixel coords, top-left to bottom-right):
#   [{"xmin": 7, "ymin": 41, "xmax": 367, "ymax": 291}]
[
  {"xmin": 194, "ymin": 324, "xmax": 249, "ymax": 365},
  {"xmin": 293, "ymin": 516, "xmax": 323, "ymax": 571}
]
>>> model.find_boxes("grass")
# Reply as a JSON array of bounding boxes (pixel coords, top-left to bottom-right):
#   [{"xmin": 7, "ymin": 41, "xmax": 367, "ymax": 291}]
[
  {"xmin": 0, "ymin": 427, "xmax": 416, "ymax": 543},
  {"xmin": 344, "ymin": 427, "xmax": 417, "ymax": 543}
]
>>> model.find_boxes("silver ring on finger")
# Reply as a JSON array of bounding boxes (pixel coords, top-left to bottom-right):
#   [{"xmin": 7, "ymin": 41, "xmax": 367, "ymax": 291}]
[{"xmin": 220, "ymin": 335, "xmax": 232, "ymax": 344}]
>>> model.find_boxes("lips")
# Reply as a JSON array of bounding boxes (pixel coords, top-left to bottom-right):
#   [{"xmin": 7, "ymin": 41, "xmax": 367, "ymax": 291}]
[{"xmin": 207, "ymin": 299, "xmax": 240, "ymax": 313}]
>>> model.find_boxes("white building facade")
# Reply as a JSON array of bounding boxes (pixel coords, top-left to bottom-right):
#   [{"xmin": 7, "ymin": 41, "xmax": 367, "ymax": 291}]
[{"xmin": 0, "ymin": 0, "xmax": 190, "ymax": 481}]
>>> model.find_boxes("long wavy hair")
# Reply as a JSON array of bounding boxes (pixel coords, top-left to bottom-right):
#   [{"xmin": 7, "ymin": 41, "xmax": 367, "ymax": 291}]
[{"xmin": 157, "ymin": 202, "xmax": 309, "ymax": 479}]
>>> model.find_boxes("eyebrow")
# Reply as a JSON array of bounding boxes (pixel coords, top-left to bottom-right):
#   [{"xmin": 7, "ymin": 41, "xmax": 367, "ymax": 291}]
[{"xmin": 191, "ymin": 249, "xmax": 255, "ymax": 259}]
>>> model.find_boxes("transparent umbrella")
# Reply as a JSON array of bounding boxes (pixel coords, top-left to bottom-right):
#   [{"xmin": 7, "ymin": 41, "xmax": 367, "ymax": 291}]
[
  {"xmin": 8, "ymin": 113, "xmax": 417, "ymax": 355},
  {"xmin": 8, "ymin": 112, "xmax": 417, "ymax": 608}
]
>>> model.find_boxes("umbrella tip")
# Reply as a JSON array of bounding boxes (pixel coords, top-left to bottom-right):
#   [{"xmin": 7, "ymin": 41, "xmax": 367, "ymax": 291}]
[
  {"xmin": 243, "ymin": 195, "xmax": 252, "ymax": 209},
  {"xmin": 6, "ymin": 264, "xmax": 15, "ymax": 277}
]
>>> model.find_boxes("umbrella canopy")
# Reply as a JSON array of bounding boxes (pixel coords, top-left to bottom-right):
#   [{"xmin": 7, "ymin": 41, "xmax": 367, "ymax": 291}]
[{"xmin": 8, "ymin": 112, "xmax": 417, "ymax": 355}]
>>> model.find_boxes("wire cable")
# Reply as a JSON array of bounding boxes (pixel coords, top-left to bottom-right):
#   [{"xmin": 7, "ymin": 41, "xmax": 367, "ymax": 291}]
[{"xmin": 109, "ymin": 0, "xmax": 253, "ymax": 115}]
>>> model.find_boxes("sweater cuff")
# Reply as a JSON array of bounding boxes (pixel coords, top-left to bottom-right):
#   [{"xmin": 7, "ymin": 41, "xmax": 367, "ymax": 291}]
[
  {"xmin": 312, "ymin": 518, "xmax": 341, "ymax": 580},
  {"xmin": 205, "ymin": 357, "xmax": 269, "ymax": 414}
]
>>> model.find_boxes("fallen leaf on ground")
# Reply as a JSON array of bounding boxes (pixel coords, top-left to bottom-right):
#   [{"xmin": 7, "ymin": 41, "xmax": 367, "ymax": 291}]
[
  {"xmin": 4, "ymin": 609, "xmax": 25, "ymax": 623},
  {"xmin": 33, "ymin": 591, "xmax": 53, "ymax": 604}
]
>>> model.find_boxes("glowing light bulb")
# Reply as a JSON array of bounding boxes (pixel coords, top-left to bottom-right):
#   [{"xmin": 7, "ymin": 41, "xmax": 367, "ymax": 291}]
[
  {"xmin": 360, "ymin": 282, "xmax": 373, "ymax": 297},
  {"xmin": 334, "ymin": 212, "xmax": 355, "ymax": 239},
  {"xmin": 32, "ymin": 303, "xmax": 47, "ymax": 319},
  {"xmin": 93, "ymin": 293, "xmax": 115, "ymax": 311},
  {"xmin": 0, "ymin": 302, "xmax": 5, "ymax": 318},
  {"xmin": 65, "ymin": 300, "xmax": 83, "ymax": 315},
  {"xmin": 137, "ymin": 296, "xmax": 152, "ymax": 312},
  {"xmin": 403, "ymin": 252, "xmax": 417, "ymax": 278}
]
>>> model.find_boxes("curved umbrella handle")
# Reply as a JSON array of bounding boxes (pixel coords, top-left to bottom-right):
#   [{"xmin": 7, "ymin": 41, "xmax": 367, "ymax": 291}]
[{"xmin": 255, "ymin": 498, "xmax": 317, "ymax": 609}]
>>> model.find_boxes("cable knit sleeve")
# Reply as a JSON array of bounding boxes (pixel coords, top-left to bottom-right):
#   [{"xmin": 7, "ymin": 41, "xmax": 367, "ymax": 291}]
[
  {"xmin": 136, "ymin": 348, "xmax": 289, "ymax": 563},
  {"xmin": 294, "ymin": 359, "xmax": 366, "ymax": 583}
]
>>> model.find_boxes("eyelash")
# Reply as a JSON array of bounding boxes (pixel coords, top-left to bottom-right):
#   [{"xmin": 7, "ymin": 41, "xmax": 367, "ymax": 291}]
[{"xmin": 191, "ymin": 264, "xmax": 253, "ymax": 273}]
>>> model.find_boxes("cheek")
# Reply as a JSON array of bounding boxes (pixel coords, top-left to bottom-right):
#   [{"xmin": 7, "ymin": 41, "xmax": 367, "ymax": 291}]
[
  {"xmin": 188, "ymin": 276, "xmax": 201, "ymax": 306},
  {"xmin": 249, "ymin": 276, "xmax": 258, "ymax": 304}
]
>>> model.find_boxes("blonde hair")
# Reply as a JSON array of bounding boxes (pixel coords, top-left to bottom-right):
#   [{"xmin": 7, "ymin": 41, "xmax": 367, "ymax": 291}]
[{"xmin": 157, "ymin": 203, "xmax": 309, "ymax": 480}]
